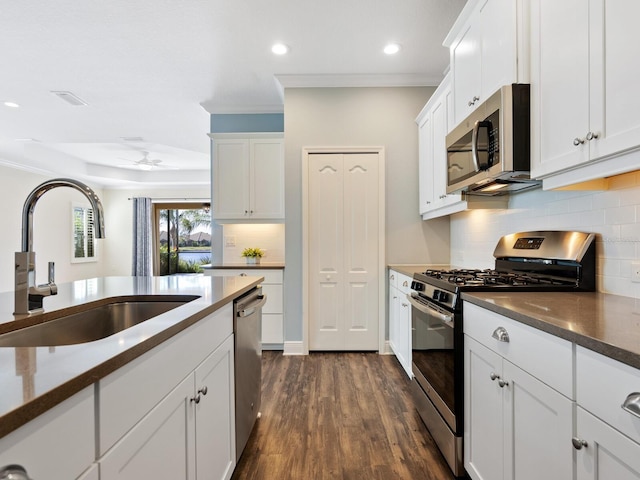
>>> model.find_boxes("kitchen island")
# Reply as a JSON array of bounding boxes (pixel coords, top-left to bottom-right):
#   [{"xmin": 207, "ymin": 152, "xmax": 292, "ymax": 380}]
[{"xmin": 0, "ymin": 274, "xmax": 262, "ymax": 480}]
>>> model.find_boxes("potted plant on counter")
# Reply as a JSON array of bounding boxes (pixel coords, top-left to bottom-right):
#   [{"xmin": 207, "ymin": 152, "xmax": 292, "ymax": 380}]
[{"xmin": 241, "ymin": 247, "xmax": 264, "ymax": 265}]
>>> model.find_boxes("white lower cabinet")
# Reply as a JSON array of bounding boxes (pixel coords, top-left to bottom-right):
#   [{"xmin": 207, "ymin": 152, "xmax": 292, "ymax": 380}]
[
  {"xmin": 388, "ymin": 269, "xmax": 412, "ymax": 378},
  {"xmin": 464, "ymin": 304, "xmax": 574, "ymax": 480},
  {"xmin": 100, "ymin": 334, "xmax": 235, "ymax": 480},
  {"xmin": 575, "ymin": 346, "xmax": 640, "ymax": 479}
]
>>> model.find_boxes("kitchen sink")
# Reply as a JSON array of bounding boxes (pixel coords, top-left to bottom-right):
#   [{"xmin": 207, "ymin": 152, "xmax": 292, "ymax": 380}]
[{"xmin": 0, "ymin": 295, "xmax": 200, "ymax": 347}]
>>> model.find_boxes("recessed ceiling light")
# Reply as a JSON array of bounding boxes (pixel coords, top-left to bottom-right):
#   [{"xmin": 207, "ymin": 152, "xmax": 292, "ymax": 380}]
[
  {"xmin": 4, "ymin": 101, "xmax": 20, "ymax": 108},
  {"xmin": 384, "ymin": 43, "xmax": 401, "ymax": 55},
  {"xmin": 272, "ymin": 43, "xmax": 289, "ymax": 55}
]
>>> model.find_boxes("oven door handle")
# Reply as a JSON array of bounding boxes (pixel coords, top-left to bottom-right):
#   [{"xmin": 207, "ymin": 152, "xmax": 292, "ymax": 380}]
[{"xmin": 407, "ymin": 293, "xmax": 454, "ymax": 326}]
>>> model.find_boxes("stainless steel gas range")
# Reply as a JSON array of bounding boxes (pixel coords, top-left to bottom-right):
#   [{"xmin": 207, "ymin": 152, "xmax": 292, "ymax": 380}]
[{"xmin": 407, "ymin": 231, "xmax": 596, "ymax": 477}]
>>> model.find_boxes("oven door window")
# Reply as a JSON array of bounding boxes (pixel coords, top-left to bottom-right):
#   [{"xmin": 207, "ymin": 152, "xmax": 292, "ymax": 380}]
[{"xmin": 409, "ymin": 294, "xmax": 456, "ymax": 419}]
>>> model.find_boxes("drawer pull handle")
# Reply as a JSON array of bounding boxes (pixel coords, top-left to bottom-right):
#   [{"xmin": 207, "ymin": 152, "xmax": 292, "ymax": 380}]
[
  {"xmin": 0, "ymin": 465, "xmax": 33, "ymax": 480},
  {"xmin": 572, "ymin": 437, "xmax": 588, "ymax": 450},
  {"xmin": 621, "ymin": 392, "xmax": 640, "ymax": 419},
  {"xmin": 403, "ymin": 280, "xmax": 408, "ymax": 287},
  {"xmin": 492, "ymin": 327, "xmax": 510, "ymax": 343}
]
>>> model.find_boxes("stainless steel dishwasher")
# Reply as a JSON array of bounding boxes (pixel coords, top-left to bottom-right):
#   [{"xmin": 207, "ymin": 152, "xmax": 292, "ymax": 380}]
[{"xmin": 233, "ymin": 286, "xmax": 267, "ymax": 462}]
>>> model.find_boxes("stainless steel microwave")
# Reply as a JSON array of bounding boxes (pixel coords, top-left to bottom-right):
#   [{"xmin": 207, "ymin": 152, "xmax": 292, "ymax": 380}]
[{"xmin": 445, "ymin": 84, "xmax": 539, "ymax": 195}]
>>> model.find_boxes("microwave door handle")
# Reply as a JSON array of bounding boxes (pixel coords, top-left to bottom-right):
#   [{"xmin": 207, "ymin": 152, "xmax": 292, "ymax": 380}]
[{"xmin": 472, "ymin": 120, "xmax": 493, "ymax": 171}]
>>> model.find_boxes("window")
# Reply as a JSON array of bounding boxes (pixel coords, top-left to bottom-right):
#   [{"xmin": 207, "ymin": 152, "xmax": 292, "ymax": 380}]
[
  {"xmin": 72, "ymin": 203, "xmax": 96, "ymax": 263},
  {"xmin": 153, "ymin": 203, "xmax": 211, "ymax": 275}
]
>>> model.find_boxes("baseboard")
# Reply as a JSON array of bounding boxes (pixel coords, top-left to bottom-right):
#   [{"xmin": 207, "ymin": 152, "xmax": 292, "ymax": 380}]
[
  {"xmin": 283, "ymin": 341, "xmax": 305, "ymax": 356},
  {"xmin": 381, "ymin": 340, "xmax": 393, "ymax": 355}
]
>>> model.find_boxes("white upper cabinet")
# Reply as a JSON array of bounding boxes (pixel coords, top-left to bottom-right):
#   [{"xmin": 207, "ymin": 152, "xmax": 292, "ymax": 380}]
[
  {"xmin": 416, "ymin": 75, "xmax": 467, "ymax": 219},
  {"xmin": 211, "ymin": 133, "xmax": 285, "ymax": 222},
  {"xmin": 530, "ymin": 0, "xmax": 640, "ymax": 187},
  {"xmin": 446, "ymin": 0, "xmax": 524, "ymax": 127}
]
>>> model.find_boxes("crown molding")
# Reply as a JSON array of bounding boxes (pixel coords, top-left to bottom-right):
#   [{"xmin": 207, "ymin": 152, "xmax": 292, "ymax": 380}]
[
  {"xmin": 274, "ymin": 73, "xmax": 443, "ymax": 89},
  {"xmin": 199, "ymin": 102, "xmax": 284, "ymax": 114}
]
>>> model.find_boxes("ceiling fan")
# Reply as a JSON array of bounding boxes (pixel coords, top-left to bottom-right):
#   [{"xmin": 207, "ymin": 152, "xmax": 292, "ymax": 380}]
[{"xmin": 118, "ymin": 151, "xmax": 170, "ymax": 171}]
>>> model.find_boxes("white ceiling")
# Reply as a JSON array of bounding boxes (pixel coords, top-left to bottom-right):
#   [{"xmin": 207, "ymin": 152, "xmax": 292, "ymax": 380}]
[{"xmin": 0, "ymin": 0, "xmax": 466, "ymax": 187}]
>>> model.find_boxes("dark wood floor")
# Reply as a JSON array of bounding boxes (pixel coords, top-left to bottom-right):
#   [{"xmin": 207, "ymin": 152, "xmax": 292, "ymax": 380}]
[{"xmin": 232, "ymin": 351, "xmax": 455, "ymax": 480}]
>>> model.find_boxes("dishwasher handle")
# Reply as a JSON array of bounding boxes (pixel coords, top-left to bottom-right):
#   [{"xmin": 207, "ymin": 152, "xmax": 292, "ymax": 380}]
[{"xmin": 237, "ymin": 294, "xmax": 267, "ymax": 317}]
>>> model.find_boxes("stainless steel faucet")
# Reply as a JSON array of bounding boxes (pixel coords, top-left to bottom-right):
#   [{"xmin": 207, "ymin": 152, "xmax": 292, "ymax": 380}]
[{"xmin": 14, "ymin": 178, "xmax": 106, "ymax": 315}]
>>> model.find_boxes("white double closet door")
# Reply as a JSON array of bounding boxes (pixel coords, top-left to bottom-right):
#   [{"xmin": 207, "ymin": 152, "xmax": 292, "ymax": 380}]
[{"xmin": 306, "ymin": 151, "xmax": 383, "ymax": 351}]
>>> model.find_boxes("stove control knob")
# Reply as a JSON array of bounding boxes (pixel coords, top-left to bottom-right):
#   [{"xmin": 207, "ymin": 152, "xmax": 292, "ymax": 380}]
[
  {"xmin": 411, "ymin": 281, "xmax": 424, "ymax": 292},
  {"xmin": 433, "ymin": 289, "xmax": 446, "ymax": 301},
  {"xmin": 439, "ymin": 291, "xmax": 449, "ymax": 303}
]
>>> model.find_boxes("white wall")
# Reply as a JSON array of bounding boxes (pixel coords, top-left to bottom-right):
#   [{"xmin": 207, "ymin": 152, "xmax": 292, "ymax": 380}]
[
  {"xmin": 451, "ymin": 172, "xmax": 640, "ymax": 298},
  {"xmin": 101, "ymin": 186, "xmax": 211, "ymax": 276},
  {"xmin": 284, "ymin": 87, "xmax": 451, "ymax": 342},
  {"xmin": 221, "ymin": 224, "xmax": 285, "ymax": 263},
  {"xmin": 0, "ymin": 164, "xmax": 104, "ymax": 293}
]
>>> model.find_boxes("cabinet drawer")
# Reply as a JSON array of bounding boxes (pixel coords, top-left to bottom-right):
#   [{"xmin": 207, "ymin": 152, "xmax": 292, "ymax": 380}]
[
  {"xmin": 210, "ymin": 268, "xmax": 283, "ymax": 284},
  {"xmin": 98, "ymin": 304, "xmax": 232, "ymax": 455},
  {"xmin": 464, "ymin": 302, "xmax": 573, "ymax": 398},
  {"xmin": 0, "ymin": 386, "xmax": 94, "ymax": 480},
  {"xmin": 576, "ymin": 346, "xmax": 640, "ymax": 445}
]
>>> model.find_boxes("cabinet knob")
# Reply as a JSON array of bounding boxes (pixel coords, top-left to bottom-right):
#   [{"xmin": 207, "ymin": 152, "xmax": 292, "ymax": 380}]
[
  {"xmin": 191, "ymin": 394, "xmax": 201, "ymax": 404},
  {"xmin": 198, "ymin": 386, "xmax": 208, "ymax": 396},
  {"xmin": 572, "ymin": 437, "xmax": 588, "ymax": 450},
  {"xmin": 401, "ymin": 303, "xmax": 408, "ymax": 308},
  {"xmin": 573, "ymin": 137, "xmax": 585, "ymax": 146},
  {"xmin": 586, "ymin": 131, "xmax": 599, "ymax": 141},
  {"xmin": 498, "ymin": 379, "xmax": 509, "ymax": 388},
  {"xmin": 244, "ymin": 210, "xmax": 249, "ymax": 215},
  {"xmin": 490, "ymin": 372, "xmax": 500, "ymax": 381}
]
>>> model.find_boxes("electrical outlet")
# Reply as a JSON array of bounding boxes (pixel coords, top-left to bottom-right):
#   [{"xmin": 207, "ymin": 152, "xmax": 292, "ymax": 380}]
[
  {"xmin": 225, "ymin": 236, "xmax": 236, "ymax": 247},
  {"xmin": 632, "ymin": 261, "xmax": 640, "ymax": 283}
]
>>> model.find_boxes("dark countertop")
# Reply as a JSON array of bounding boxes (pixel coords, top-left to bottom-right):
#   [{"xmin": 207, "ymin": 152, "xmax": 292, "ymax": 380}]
[
  {"xmin": 202, "ymin": 262, "xmax": 285, "ymax": 270},
  {"xmin": 388, "ymin": 264, "xmax": 449, "ymax": 278},
  {"xmin": 0, "ymin": 274, "xmax": 263, "ymax": 439},
  {"xmin": 462, "ymin": 291, "xmax": 640, "ymax": 370}
]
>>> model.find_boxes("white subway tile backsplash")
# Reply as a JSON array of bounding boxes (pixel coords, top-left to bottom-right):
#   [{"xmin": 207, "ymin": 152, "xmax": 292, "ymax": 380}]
[
  {"xmin": 451, "ymin": 185, "xmax": 640, "ymax": 298},
  {"xmin": 605, "ymin": 205, "xmax": 636, "ymax": 225}
]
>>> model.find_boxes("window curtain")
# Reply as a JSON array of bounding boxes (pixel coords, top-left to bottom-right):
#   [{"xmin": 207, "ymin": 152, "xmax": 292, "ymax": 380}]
[{"xmin": 132, "ymin": 197, "xmax": 153, "ymax": 276}]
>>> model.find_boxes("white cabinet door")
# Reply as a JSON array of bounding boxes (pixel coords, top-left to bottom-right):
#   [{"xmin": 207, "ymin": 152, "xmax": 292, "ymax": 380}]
[
  {"xmin": 449, "ymin": 0, "xmax": 521, "ymax": 126},
  {"xmin": 250, "ymin": 138, "xmax": 285, "ymax": 219},
  {"xmin": 77, "ymin": 464, "xmax": 99, "ymax": 480},
  {"xmin": 388, "ymin": 271, "xmax": 412, "ymax": 378},
  {"xmin": 417, "ymin": 108, "xmax": 435, "ymax": 214},
  {"xmin": 213, "ymin": 138, "xmax": 251, "ymax": 219},
  {"xmin": 100, "ymin": 374, "xmax": 196, "ymax": 480},
  {"xmin": 575, "ymin": 407, "xmax": 640, "ymax": 480},
  {"xmin": 388, "ymin": 273, "xmax": 400, "ymax": 358},
  {"xmin": 530, "ymin": 0, "xmax": 589, "ymax": 178},
  {"xmin": 503, "ymin": 360, "xmax": 574, "ymax": 480},
  {"xmin": 480, "ymin": 0, "xmax": 517, "ymax": 101},
  {"xmin": 194, "ymin": 335, "xmax": 236, "ymax": 480},
  {"xmin": 464, "ymin": 335, "xmax": 504, "ymax": 480},
  {"xmin": 588, "ymin": 0, "xmax": 640, "ymax": 161},
  {"xmin": 452, "ymin": 20, "xmax": 482, "ymax": 124}
]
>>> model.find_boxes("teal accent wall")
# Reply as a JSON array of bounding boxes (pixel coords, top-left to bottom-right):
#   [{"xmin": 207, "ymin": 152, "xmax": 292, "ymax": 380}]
[{"xmin": 210, "ymin": 113, "xmax": 284, "ymax": 133}]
